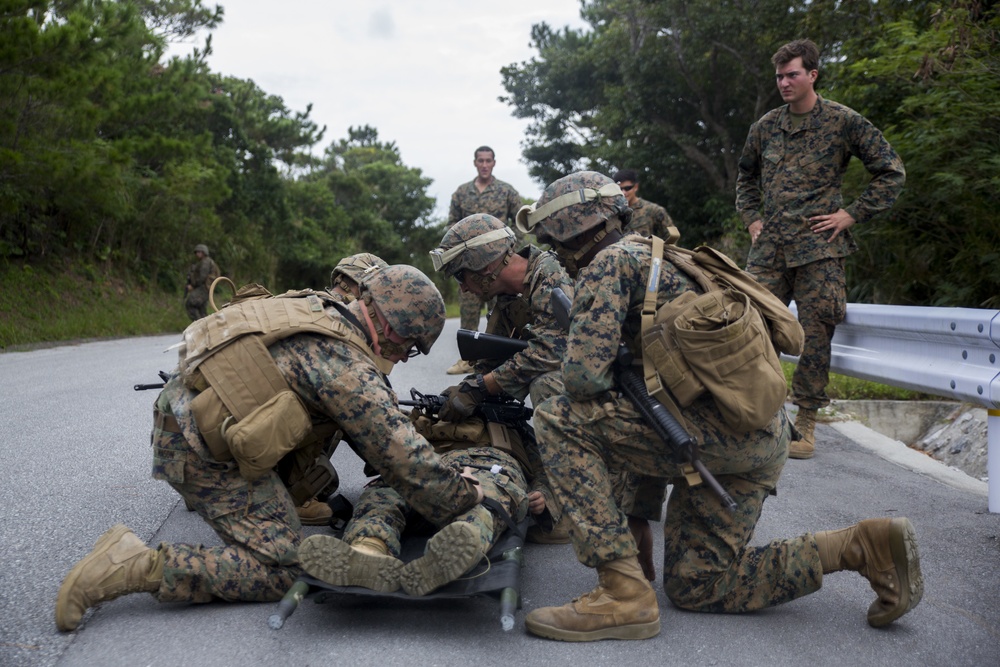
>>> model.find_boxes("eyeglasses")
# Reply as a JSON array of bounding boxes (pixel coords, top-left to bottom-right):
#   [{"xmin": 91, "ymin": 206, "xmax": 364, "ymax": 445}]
[
  {"xmin": 405, "ymin": 345, "xmax": 420, "ymax": 359},
  {"xmin": 452, "ymin": 269, "xmax": 467, "ymax": 283},
  {"xmin": 618, "ymin": 183, "xmax": 636, "ymax": 192}
]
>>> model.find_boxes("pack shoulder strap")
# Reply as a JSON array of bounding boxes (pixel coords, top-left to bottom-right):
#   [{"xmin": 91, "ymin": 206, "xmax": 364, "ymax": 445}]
[{"xmin": 638, "ymin": 235, "xmax": 702, "ymax": 486}]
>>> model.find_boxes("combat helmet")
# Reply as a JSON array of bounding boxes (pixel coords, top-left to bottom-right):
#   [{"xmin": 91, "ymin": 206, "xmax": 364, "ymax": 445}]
[
  {"xmin": 515, "ymin": 171, "xmax": 630, "ymax": 275},
  {"xmin": 194, "ymin": 244, "xmax": 210, "ymax": 255},
  {"xmin": 429, "ymin": 214, "xmax": 516, "ymax": 294},
  {"xmin": 359, "ymin": 264, "xmax": 445, "ymax": 355},
  {"xmin": 329, "ymin": 252, "xmax": 388, "ymax": 297}
]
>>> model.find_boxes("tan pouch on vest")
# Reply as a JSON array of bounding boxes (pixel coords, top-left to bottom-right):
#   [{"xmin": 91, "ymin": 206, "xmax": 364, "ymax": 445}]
[
  {"xmin": 190, "ymin": 386, "xmax": 235, "ymax": 462},
  {"xmin": 225, "ymin": 390, "xmax": 313, "ymax": 481}
]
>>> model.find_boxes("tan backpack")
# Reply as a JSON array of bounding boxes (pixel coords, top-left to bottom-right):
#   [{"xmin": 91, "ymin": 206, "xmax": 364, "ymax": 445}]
[{"xmin": 640, "ymin": 236, "xmax": 803, "ymax": 433}]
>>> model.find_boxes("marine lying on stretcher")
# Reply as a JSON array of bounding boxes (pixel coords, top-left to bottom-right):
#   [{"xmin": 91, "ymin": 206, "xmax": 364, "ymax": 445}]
[{"xmin": 299, "ymin": 391, "xmax": 554, "ymax": 596}]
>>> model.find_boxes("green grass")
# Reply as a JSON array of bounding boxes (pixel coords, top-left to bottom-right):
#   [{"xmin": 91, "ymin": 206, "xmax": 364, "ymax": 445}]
[
  {"xmin": 780, "ymin": 361, "xmax": 934, "ymax": 401},
  {"xmin": 0, "ymin": 263, "xmax": 937, "ymax": 402},
  {"xmin": 0, "ymin": 260, "xmax": 191, "ymax": 350}
]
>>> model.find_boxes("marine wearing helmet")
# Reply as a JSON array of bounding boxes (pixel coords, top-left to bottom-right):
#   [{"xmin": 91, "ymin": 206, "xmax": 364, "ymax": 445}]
[
  {"xmin": 329, "ymin": 252, "xmax": 388, "ymax": 299},
  {"xmin": 515, "ymin": 171, "xmax": 630, "ymax": 277},
  {"xmin": 359, "ymin": 264, "xmax": 446, "ymax": 360}
]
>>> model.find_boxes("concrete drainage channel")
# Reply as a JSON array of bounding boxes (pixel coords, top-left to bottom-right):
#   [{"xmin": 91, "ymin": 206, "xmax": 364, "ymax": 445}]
[{"xmin": 820, "ymin": 400, "xmax": 989, "ymax": 483}]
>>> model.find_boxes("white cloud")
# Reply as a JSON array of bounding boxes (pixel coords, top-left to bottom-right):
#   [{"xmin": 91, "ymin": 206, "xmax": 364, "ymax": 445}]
[{"xmin": 170, "ymin": 0, "xmax": 587, "ymax": 219}]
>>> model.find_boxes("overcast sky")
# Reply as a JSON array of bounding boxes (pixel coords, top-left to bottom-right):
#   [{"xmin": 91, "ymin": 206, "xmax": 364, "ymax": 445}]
[{"xmin": 172, "ymin": 1, "xmax": 588, "ymax": 219}]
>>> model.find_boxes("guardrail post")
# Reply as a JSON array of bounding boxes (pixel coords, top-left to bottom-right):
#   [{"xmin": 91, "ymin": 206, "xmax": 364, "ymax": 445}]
[{"xmin": 990, "ymin": 410, "xmax": 1000, "ymax": 513}]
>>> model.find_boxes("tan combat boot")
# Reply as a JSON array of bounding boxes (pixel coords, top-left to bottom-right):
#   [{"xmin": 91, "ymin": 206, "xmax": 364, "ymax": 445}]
[
  {"xmin": 55, "ymin": 524, "xmax": 163, "ymax": 632},
  {"xmin": 789, "ymin": 407, "xmax": 817, "ymax": 459},
  {"xmin": 299, "ymin": 534, "xmax": 403, "ymax": 592},
  {"xmin": 296, "ymin": 498, "xmax": 333, "ymax": 526},
  {"xmin": 525, "ymin": 556, "xmax": 660, "ymax": 641},
  {"xmin": 446, "ymin": 359, "xmax": 474, "ymax": 375},
  {"xmin": 400, "ymin": 521, "xmax": 485, "ymax": 596},
  {"xmin": 815, "ymin": 517, "xmax": 924, "ymax": 627}
]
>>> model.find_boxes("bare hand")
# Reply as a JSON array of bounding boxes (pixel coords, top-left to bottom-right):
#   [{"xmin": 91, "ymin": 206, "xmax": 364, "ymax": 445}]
[
  {"xmin": 748, "ymin": 220, "xmax": 763, "ymax": 245},
  {"xmin": 809, "ymin": 209, "xmax": 856, "ymax": 242},
  {"xmin": 527, "ymin": 490, "xmax": 546, "ymax": 515}
]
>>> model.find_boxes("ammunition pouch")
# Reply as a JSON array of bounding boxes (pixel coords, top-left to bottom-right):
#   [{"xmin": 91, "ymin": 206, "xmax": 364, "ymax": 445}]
[
  {"xmin": 225, "ymin": 390, "xmax": 314, "ymax": 481},
  {"xmin": 409, "ymin": 410, "xmax": 532, "ymax": 473},
  {"xmin": 277, "ymin": 444, "xmax": 340, "ymax": 506}
]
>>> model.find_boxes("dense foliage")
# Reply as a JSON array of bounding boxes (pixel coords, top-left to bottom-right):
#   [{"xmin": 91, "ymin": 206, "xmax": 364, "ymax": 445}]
[
  {"xmin": 0, "ymin": 0, "xmax": 445, "ymax": 296},
  {"xmin": 501, "ymin": 0, "xmax": 999, "ymax": 307},
  {"xmin": 2, "ymin": 1, "xmax": 996, "ymax": 318}
]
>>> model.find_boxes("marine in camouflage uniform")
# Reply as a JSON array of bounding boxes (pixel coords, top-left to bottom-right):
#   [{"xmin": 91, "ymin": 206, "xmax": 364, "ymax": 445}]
[
  {"xmin": 55, "ymin": 265, "xmax": 484, "ymax": 632},
  {"xmin": 612, "ymin": 168, "xmax": 676, "ymax": 239},
  {"xmin": 447, "ymin": 146, "xmax": 523, "ymax": 342},
  {"xmin": 515, "ymin": 171, "xmax": 922, "ymax": 642},
  {"xmin": 736, "ymin": 39, "xmax": 905, "ymax": 459},
  {"xmin": 300, "ymin": 444, "xmax": 529, "ymax": 596},
  {"xmin": 434, "ymin": 215, "xmax": 571, "ymax": 533},
  {"xmin": 184, "ymin": 244, "xmax": 220, "ymax": 321}
]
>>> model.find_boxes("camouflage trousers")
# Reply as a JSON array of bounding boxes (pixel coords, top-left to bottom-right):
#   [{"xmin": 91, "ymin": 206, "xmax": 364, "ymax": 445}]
[
  {"xmin": 750, "ymin": 254, "xmax": 846, "ymax": 411},
  {"xmin": 344, "ymin": 447, "xmax": 528, "ymax": 558},
  {"xmin": 151, "ymin": 428, "xmax": 301, "ymax": 604},
  {"xmin": 530, "ymin": 372, "xmax": 663, "ymax": 523},
  {"xmin": 533, "ymin": 392, "xmax": 823, "ymax": 612},
  {"xmin": 184, "ymin": 286, "xmax": 209, "ymax": 321},
  {"xmin": 459, "ymin": 290, "xmax": 484, "ymax": 331}
]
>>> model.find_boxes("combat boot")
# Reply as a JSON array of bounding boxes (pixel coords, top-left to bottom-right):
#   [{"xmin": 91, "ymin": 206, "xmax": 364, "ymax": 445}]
[
  {"xmin": 814, "ymin": 517, "xmax": 924, "ymax": 627},
  {"xmin": 299, "ymin": 535, "xmax": 403, "ymax": 593},
  {"xmin": 525, "ymin": 556, "xmax": 660, "ymax": 641},
  {"xmin": 446, "ymin": 359, "xmax": 474, "ymax": 375},
  {"xmin": 55, "ymin": 524, "xmax": 163, "ymax": 632},
  {"xmin": 399, "ymin": 522, "xmax": 484, "ymax": 596},
  {"xmin": 789, "ymin": 407, "xmax": 817, "ymax": 459},
  {"xmin": 296, "ymin": 498, "xmax": 333, "ymax": 526}
]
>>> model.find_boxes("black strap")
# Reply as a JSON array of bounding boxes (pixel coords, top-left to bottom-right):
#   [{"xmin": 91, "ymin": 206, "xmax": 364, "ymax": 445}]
[{"xmin": 481, "ymin": 496, "xmax": 525, "ymax": 541}]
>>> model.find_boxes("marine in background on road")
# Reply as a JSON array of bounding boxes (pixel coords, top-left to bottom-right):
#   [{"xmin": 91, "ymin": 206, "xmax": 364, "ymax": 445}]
[
  {"xmin": 612, "ymin": 168, "xmax": 676, "ymax": 240},
  {"xmin": 184, "ymin": 244, "xmax": 220, "ymax": 321},
  {"xmin": 446, "ymin": 145, "xmax": 523, "ymax": 375}
]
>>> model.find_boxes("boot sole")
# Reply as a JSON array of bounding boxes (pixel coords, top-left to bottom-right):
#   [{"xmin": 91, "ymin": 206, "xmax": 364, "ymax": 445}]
[
  {"xmin": 298, "ymin": 535, "xmax": 402, "ymax": 593},
  {"xmin": 399, "ymin": 522, "xmax": 482, "ymax": 596},
  {"xmin": 525, "ymin": 614, "xmax": 661, "ymax": 642},
  {"xmin": 869, "ymin": 518, "xmax": 924, "ymax": 627},
  {"xmin": 56, "ymin": 524, "xmax": 131, "ymax": 632}
]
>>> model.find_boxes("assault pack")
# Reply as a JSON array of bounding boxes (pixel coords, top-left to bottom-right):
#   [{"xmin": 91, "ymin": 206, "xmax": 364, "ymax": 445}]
[{"xmin": 638, "ymin": 235, "xmax": 804, "ymax": 433}]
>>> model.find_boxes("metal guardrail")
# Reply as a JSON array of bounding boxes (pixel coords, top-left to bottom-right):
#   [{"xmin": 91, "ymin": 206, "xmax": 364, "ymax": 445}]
[{"xmin": 784, "ymin": 303, "xmax": 1000, "ymax": 512}]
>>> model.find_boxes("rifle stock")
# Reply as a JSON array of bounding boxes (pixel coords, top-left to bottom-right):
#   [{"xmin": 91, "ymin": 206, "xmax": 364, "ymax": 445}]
[
  {"xmin": 549, "ymin": 287, "xmax": 736, "ymax": 511},
  {"xmin": 457, "ymin": 329, "xmax": 528, "ymax": 362}
]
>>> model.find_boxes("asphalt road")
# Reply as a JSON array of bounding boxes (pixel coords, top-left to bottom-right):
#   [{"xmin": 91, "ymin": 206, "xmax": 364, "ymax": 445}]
[{"xmin": 1, "ymin": 320, "xmax": 998, "ymax": 666}]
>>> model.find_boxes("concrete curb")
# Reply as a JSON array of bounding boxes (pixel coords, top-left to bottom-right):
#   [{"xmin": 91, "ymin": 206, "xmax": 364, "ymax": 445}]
[{"xmin": 829, "ymin": 420, "xmax": 988, "ymax": 497}]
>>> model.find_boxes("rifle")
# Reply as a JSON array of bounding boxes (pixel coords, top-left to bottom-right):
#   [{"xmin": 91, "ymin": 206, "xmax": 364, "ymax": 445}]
[
  {"xmin": 134, "ymin": 370, "xmax": 171, "ymax": 391},
  {"xmin": 550, "ymin": 287, "xmax": 736, "ymax": 511},
  {"xmin": 400, "ymin": 388, "xmax": 534, "ymax": 429},
  {"xmin": 456, "ymin": 329, "xmax": 527, "ymax": 363}
]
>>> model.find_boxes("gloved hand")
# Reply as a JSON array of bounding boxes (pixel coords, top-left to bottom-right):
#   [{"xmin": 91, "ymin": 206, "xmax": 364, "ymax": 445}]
[{"xmin": 438, "ymin": 374, "xmax": 488, "ymax": 422}]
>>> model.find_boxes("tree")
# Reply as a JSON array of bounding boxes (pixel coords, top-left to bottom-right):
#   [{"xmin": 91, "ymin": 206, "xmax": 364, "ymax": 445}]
[{"xmin": 832, "ymin": 1, "xmax": 1000, "ymax": 307}]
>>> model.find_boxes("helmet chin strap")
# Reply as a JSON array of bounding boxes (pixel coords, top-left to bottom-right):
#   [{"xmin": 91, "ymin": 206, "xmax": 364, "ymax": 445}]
[
  {"xmin": 361, "ymin": 294, "xmax": 413, "ymax": 361},
  {"xmin": 555, "ymin": 227, "xmax": 609, "ymax": 277},
  {"xmin": 470, "ymin": 248, "xmax": 513, "ymax": 295}
]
